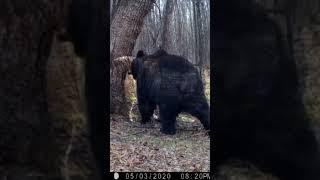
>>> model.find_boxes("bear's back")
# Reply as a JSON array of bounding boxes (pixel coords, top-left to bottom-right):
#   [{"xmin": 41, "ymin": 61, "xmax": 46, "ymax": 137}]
[{"xmin": 147, "ymin": 50, "xmax": 197, "ymax": 74}]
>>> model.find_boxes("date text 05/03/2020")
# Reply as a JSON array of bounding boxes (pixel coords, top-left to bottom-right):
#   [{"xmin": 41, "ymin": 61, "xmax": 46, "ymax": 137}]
[{"xmin": 121, "ymin": 172, "xmax": 211, "ymax": 180}]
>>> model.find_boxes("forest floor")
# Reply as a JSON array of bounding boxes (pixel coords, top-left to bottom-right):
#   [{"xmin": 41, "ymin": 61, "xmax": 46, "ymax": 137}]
[
  {"xmin": 110, "ymin": 69, "xmax": 210, "ymax": 172},
  {"xmin": 110, "ymin": 114, "xmax": 210, "ymax": 172}
]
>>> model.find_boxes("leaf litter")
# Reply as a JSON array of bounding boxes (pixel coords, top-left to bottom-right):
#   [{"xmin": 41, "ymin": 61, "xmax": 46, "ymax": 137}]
[{"xmin": 110, "ymin": 113, "xmax": 210, "ymax": 172}]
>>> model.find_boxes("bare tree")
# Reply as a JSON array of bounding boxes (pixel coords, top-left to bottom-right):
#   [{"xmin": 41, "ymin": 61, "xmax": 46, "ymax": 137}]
[
  {"xmin": 161, "ymin": 0, "xmax": 175, "ymax": 50},
  {"xmin": 133, "ymin": 0, "xmax": 210, "ymax": 66},
  {"xmin": 110, "ymin": 0, "xmax": 155, "ymax": 115}
]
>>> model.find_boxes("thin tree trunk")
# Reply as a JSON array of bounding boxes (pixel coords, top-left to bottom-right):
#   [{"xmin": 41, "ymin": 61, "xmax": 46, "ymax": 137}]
[
  {"xmin": 193, "ymin": 0, "xmax": 206, "ymax": 83},
  {"xmin": 161, "ymin": 0, "xmax": 175, "ymax": 50}
]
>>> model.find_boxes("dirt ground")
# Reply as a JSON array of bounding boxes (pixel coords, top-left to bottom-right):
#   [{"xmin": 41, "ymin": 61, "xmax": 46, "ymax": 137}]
[{"xmin": 110, "ymin": 114, "xmax": 210, "ymax": 172}]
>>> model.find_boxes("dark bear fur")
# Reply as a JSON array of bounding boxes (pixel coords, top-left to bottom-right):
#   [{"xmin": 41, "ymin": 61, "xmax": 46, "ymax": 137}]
[
  {"xmin": 214, "ymin": 0, "xmax": 320, "ymax": 179},
  {"xmin": 132, "ymin": 50, "xmax": 210, "ymax": 135}
]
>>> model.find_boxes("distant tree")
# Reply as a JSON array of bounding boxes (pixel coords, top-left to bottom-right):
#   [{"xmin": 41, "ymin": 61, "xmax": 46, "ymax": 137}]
[
  {"xmin": 134, "ymin": 0, "xmax": 210, "ymax": 66},
  {"xmin": 161, "ymin": 0, "xmax": 175, "ymax": 51}
]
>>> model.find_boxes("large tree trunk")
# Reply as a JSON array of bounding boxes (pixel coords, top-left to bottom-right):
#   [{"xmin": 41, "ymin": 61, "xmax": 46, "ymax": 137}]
[
  {"xmin": 0, "ymin": 0, "xmax": 65, "ymax": 175},
  {"xmin": 110, "ymin": 0, "xmax": 154, "ymax": 116},
  {"xmin": 0, "ymin": 1, "xmax": 99, "ymax": 179}
]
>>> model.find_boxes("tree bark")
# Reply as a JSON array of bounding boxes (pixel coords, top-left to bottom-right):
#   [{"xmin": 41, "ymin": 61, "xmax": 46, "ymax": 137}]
[
  {"xmin": 0, "ymin": 1, "xmax": 100, "ymax": 179},
  {"xmin": 0, "ymin": 0, "xmax": 65, "ymax": 174},
  {"xmin": 110, "ymin": 0, "xmax": 155, "ymax": 60},
  {"xmin": 110, "ymin": 56, "xmax": 134, "ymax": 116},
  {"xmin": 161, "ymin": 0, "xmax": 175, "ymax": 51},
  {"xmin": 193, "ymin": 0, "xmax": 206, "ymax": 84},
  {"xmin": 110, "ymin": 0, "xmax": 154, "ymax": 115},
  {"xmin": 46, "ymin": 35, "xmax": 95, "ymax": 179}
]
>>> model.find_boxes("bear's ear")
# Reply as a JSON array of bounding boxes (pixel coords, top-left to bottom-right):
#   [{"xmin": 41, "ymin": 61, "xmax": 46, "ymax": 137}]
[{"xmin": 137, "ymin": 50, "xmax": 145, "ymax": 58}]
